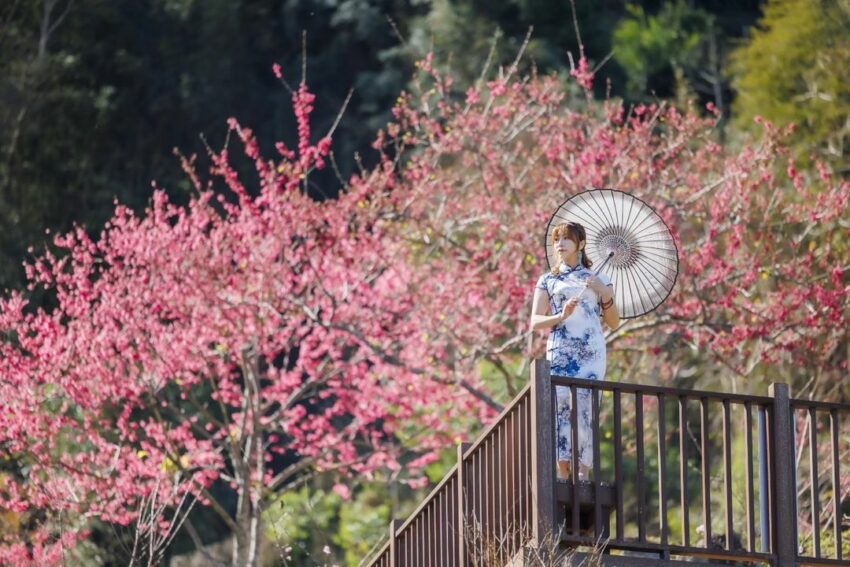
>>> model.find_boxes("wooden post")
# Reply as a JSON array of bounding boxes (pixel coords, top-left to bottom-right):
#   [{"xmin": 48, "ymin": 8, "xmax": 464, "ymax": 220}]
[
  {"xmin": 531, "ymin": 358, "xmax": 556, "ymax": 545},
  {"xmin": 389, "ymin": 518, "xmax": 403, "ymax": 567},
  {"xmin": 457, "ymin": 442, "xmax": 471, "ymax": 567},
  {"xmin": 769, "ymin": 383, "xmax": 797, "ymax": 567}
]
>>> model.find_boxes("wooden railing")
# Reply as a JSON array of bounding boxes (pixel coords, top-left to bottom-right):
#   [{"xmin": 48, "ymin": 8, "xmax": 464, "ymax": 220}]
[
  {"xmin": 362, "ymin": 359, "xmax": 850, "ymax": 566},
  {"xmin": 362, "ymin": 378, "xmax": 537, "ymax": 566},
  {"xmin": 791, "ymin": 397, "xmax": 849, "ymax": 565}
]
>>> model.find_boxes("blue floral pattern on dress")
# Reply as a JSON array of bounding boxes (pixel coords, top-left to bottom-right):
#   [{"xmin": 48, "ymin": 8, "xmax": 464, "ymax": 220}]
[{"xmin": 536, "ymin": 263, "xmax": 612, "ymax": 467}]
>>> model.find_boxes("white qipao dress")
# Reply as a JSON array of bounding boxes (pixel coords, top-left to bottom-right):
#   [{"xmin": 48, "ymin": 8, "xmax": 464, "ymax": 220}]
[{"xmin": 535, "ymin": 262, "xmax": 612, "ymax": 467}]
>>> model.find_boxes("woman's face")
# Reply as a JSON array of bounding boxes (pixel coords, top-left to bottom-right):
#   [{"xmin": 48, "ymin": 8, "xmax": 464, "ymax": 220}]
[{"xmin": 553, "ymin": 234, "xmax": 582, "ymax": 258}]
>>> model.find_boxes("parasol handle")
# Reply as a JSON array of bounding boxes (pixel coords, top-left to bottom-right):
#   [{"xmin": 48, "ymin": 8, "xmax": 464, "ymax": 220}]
[{"xmin": 593, "ymin": 250, "xmax": 615, "ymax": 275}]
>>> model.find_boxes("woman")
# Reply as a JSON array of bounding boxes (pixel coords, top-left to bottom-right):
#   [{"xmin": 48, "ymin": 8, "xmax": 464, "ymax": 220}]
[{"xmin": 530, "ymin": 221, "xmax": 619, "ymax": 481}]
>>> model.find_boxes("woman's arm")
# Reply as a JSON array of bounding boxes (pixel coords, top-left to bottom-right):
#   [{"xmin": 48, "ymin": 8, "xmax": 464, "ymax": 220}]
[
  {"xmin": 600, "ymin": 289, "xmax": 620, "ymax": 331},
  {"xmin": 587, "ymin": 276, "xmax": 620, "ymax": 332},
  {"xmin": 530, "ymin": 287, "xmax": 567, "ymax": 331}
]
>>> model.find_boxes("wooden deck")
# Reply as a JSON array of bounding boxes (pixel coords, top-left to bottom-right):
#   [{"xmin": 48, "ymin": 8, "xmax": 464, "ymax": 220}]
[{"xmin": 362, "ymin": 359, "xmax": 850, "ymax": 566}]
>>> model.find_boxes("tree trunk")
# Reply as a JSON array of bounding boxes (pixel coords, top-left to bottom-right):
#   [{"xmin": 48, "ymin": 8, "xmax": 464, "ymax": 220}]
[{"xmin": 231, "ymin": 346, "xmax": 265, "ymax": 567}]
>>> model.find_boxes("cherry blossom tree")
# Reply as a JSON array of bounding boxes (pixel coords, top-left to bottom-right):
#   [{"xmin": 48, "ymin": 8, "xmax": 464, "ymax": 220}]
[{"xmin": 0, "ymin": 75, "xmax": 488, "ymax": 566}]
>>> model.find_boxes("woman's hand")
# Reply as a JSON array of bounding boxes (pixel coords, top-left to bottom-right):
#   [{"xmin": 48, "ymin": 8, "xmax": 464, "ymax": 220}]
[
  {"xmin": 560, "ymin": 296, "xmax": 580, "ymax": 321},
  {"xmin": 586, "ymin": 276, "xmax": 613, "ymax": 300}
]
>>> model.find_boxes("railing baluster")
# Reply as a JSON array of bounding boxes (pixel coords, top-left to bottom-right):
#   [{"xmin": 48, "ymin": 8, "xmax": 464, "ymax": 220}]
[
  {"xmin": 637, "ymin": 391, "xmax": 646, "ymax": 543},
  {"xmin": 434, "ymin": 495, "xmax": 440, "ymax": 566},
  {"xmin": 451, "ymin": 469, "xmax": 457, "ymax": 566},
  {"xmin": 401, "ymin": 528, "xmax": 406, "ymax": 567},
  {"xmin": 425, "ymin": 504, "xmax": 432, "ymax": 567},
  {"xmin": 518, "ymin": 398, "xmax": 525, "ymax": 544},
  {"xmin": 500, "ymin": 417, "xmax": 508, "ymax": 557},
  {"xmin": 421, "ymin": 509, "xmax": 426, "ymax": 567},
  {"xmin": 571, "ymin": 384, "xmax": 581, "ymax": 537},
  {"xmin": 701, "ymin": 396, "xmax": 712, "ymax": 547},
  {"xmin": 759, "ymin": 405, "xmax": 771, "ymax": 553},
  {"xmin": 465, "ymin": 456, "xmax": 471, "ymax": 561},
  {"xmin": 422, "ymin": 507, "xmax": 428, "ymax": 567},
  {"xmin": 593, "ymin": 385, "xmax": 602, "ymax": 538},
  {"xmin": 435, "ymin": 492, "xmax": 441, "ymax": 566},
  {"xmin": 483, "ymin": 438, "xmax": 490, "ymax": 549},
  {"xmin": 412, "ymin": 525, "xmax": 417, "ymax": 567},
  {"xmin": 417, "ymin": 523, "xmax": 422, "ymax": 567},
  {"xmin": 525, "ymin": 390, "xmax": 528, "ymax": 540},
  {"xmin": 614, "ymin": 389, "xmax": 624, "ymax": 541},
  {"xmin": 416, "ymin": 510, "xmax": 428, "ymax": 565},
  {"xmin": 491, "ymin": 432, "xmax": 498, "ymax": 550},
  {"xmin": 523, "ymin": 394, "xmax": 530, "ymax": 542},
  {"xmin": 458, "ymin": 442, "xmax": 470, "ymax": 567},
  {"xmin": 830, "ymin": 409, "xmax": 842, "ymax": 560},
  {"xmin": 436, "ymin": 498, "xmax": 441, "ymax": 566},
  {"xmin": 481, "ymin": 448, "xmax": 488, "ymax": 558},
  {"xmin": 474, "ymin": 450, "xmax": 481, "ymax": 554},
  {"xmin": 440, "ymin": 494, "xmax": 445, "ymax": 565},
  {"xmin": 441, "ymin": 498, "xmax": 445, "ymax": 566},
  {"xmin": 809, "ymin": 406, "xmax": 821, "ymax": 558},
  {"xmin": 449, "ymin": 485, "xmax": 454, "ymax": 565},
  {"xmin": 451, "ymin": 479, "xmax": 457, "ymax": 564},
  {"xmin": 506, "ymin": 410, "xmax": 514, "ymax": 556},
  {"xmin": 723, "ymin": 399, "xmax": 733, "ymax": 550},
  {"xmin": 745, "ymin": 402, "xmax": 755, "ymax": 552},
  {"xmin": 431, "ymin": 503, "xmax": 436, "ymax": 566},
  {"xmin": 514, "ymin": 406, "xmax": 521, "ymax": 553},
  {"xmin": 447, "ymin": 483, "xmax": 452, "ymax": 566},
  {"xmin": 476, "ymin": 442, "xmax": 483, "ymax": 552},
  {"xmin": 479, "ymin": 449, "xmax": 485, "ymax": 559},
  {"xmin": 495, "ymin": 424, "xmax": 503, "ymax": 563},
  {"xmin": 407, "ymin": 521, "xmax": 413, "ymax": 567},
  {"xmin": 486, "ymin": 438, "xmax": 493, "ymax": 547},
  {"xmin": 502, "ymin": 421, "xmax": 508, "ymax": 557},
  {"xmin": 658, "ymin": 393, "xmax": 668, "ymax": 548},
  {"xmin": 474, "ymin": 446, "xmax": 480, "ymax": 554},
  {"xmin": 511, "ymin": 404, "xmax": 522, "ymax": 555},
  {"xmin": 679, "ymin": 395, "xmax": 689, "ymax": 548},
  {"xmin": 554, "ymin": 384, "xmax": 560, "ymax": 542}
]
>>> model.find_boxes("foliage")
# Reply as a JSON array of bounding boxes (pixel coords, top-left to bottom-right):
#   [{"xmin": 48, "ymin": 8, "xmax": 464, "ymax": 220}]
[
  {"xmin": 729, "ymin": 0, "xmax": 850, "ymax": 171},
  {"xmin": 613, "ymin": 1, "xmax": 713, "ymax": 99},
  {"xmin": 0, "ymin": 0, "xmax": 421, "ymax": 291}
]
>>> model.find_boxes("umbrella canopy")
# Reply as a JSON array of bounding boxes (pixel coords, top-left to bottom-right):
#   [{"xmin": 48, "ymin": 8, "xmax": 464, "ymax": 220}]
[{"xmin": 545, "ymin": 188, "xmax": 679, "ymax": 319}]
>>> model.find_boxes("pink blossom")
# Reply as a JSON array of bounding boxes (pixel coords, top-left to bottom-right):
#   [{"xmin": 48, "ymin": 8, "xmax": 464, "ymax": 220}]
[
  {"xmin": 332, "ymin": 483, "xmax": 352, "ymax": 501},
  {"xmin": 570, "ymin": 55, "xmax": 594, "ymax": 90}
]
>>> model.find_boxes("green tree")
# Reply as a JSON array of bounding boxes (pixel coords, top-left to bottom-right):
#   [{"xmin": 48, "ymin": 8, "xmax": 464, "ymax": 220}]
[
  {"xmin": 730, "ymin": 0, "xmax": 850, "ymax": 172},
  {"xmin": 612, "ymin": 1, "xmax": 715, "ymax": 105},
  {"xmin": 0, "ymin": 0, "xmax": 423, "ymax": 292}
]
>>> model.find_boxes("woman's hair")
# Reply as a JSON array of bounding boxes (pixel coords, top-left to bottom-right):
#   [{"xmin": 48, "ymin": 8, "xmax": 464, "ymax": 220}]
[{"xmin": 550, "ymin": 221, "xmax": 593, "ymax": 274}]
